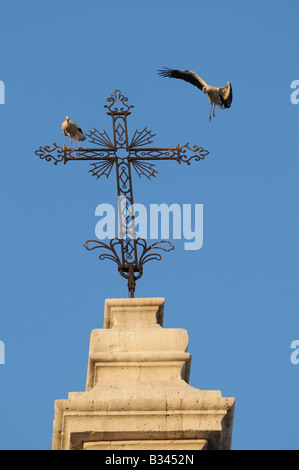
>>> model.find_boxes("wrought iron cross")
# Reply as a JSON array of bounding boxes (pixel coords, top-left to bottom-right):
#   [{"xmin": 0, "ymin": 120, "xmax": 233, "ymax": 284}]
[{"xmin": 35, "ymin": 90, "xmax": 209, "ymax": 297}]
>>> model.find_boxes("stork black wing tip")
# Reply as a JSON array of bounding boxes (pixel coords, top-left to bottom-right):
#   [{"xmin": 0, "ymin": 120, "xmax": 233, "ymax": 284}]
[{"xmin": 157, "ymin": 67, "xmax": 175, "ymax": 78}]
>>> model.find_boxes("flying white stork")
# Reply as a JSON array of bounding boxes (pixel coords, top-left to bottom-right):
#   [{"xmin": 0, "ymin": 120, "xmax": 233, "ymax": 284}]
[
  {"xmin": 62, "ymin": 116, "xmax": 86, "ymax": 149},
  {"xmin": 157, "ymin": 68, "xmax": 233, "ymax": 122}
]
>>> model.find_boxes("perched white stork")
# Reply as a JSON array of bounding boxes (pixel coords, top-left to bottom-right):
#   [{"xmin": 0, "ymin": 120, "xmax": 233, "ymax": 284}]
[
  {"xmin": 157, "ymin": 68, "xmax": 233, "ymax": 122},
  {"xmin": 62, "ymin": 116, "xmax": 86, "ymax": 149}
]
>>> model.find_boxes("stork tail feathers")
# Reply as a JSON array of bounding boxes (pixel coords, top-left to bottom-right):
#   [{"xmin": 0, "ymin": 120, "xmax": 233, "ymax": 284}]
[{"xmin": 219, "ymin": 82, "xmax": 233, "ymax": 108}]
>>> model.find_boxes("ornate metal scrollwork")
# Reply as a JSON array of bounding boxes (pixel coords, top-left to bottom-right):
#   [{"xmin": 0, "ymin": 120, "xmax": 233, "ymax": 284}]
[
  {"xmin": 85, "ymin": 127, "xmax": 114, "ymax": 149},
  {"xmin": 84, "ymin": 238, "xmax": 174, "ymax": 296},
  {"xmin": 178, "ymin": 143, "xmax": 210, "ymax": 165},
  {"xmin": 130, "ymin": 159, "xmax": 159, "ymax": 180},
  {"xmin": 35, "ymin": 90, "xmax": 209, "ymax": 297},
  {"xmin": 35, "ymin": 143, "xmax": 65, "ymax": 165},
  {"xmin": 129, "ymin": 127, "xmax": 156, "ymax": 148},
  {"xmin": 89, "ymin": 159, "xmax": 115, "ymax": 179},
  {"xmin": 104, "ymin": 89, "xmax": 134, "ymax": 114}
]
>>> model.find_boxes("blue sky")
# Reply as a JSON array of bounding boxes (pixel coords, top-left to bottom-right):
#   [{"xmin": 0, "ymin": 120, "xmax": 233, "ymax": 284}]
[{"xmin": 0, "ymin": 0, "xmax": 298, "ymax": 450}]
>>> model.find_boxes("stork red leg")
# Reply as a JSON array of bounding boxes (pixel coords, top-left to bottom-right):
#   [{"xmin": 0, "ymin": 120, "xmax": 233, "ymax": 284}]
[
  {"xmin": 76, "ymin": 135, "xmax": 83, "ymax": 151},
  {"xmin": 209, "ymin": 103, "xmax": 212, "ymax": 122}
]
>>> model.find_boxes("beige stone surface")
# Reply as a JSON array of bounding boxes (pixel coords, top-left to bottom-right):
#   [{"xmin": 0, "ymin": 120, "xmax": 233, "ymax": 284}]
[
  {"xmin": 52, "ymin": 298, "xmax": 235, "ymax": 451},
  {"xmin": 83, "ymin": 439, "xmax": 208, "ymax": 450}
]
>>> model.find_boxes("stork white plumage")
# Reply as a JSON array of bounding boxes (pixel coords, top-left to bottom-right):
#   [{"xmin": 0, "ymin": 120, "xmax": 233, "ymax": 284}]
[
  {"xmin": 158, "ymin": 68, "xmax": 233, "ymax": 122},
  {"xmin": 62, "ymin": 116, "xmax": 86, "ymax": 149}
]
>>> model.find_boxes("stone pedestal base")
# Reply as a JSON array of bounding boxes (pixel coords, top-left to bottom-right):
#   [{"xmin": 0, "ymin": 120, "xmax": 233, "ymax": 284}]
[{"xmin": 52, "ymin": 298, "xmax": 235, "ymax": 450}]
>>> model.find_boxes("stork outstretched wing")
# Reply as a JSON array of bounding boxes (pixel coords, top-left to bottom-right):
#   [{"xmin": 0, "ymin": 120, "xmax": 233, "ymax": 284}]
[{"xmin": 157, "ymin": 68, "xmax": 208, "ymax": 91}]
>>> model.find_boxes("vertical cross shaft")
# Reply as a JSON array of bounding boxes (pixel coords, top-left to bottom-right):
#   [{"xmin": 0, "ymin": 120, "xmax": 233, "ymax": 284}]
[{"xmin": 109, "ymin": 107, "xmax": 138, "ymax": 297}]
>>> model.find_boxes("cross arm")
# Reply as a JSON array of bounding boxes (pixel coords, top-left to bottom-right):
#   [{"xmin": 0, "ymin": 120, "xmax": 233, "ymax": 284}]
[
  {"xmin": 129, "ymin": 142, "xmax": 209, "ymax": 166},
  {"xmin": 35, "ymin": 143, "xmax": 116, "ymax": 165}
]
